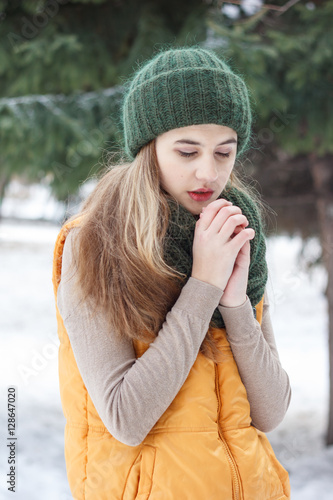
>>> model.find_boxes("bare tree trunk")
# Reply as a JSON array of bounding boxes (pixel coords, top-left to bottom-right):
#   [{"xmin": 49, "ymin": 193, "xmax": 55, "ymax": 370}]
[
  {"xmin": 309, "ymin": 153, "xmax": 333, "ymax": 445},
  {"xmin": 0, "ymin": 173, "xmax": 11, "ymax": 220}
]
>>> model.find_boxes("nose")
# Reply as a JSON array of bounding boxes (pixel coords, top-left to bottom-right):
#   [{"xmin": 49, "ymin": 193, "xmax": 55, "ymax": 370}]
[{"xmin": 195, "ymin": 157, "xmax": 218, "ymax": 183}]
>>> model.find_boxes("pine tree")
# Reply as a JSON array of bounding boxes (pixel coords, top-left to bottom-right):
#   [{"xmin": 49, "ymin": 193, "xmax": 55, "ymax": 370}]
[{"xmin": 0, "ymin": 0, "xmax": 209, "ymax": 204}]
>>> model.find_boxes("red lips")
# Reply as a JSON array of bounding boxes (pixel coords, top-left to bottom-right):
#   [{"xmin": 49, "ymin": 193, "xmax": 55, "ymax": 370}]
[{"xmin": 188, "ymin": 189, "xmax": 214, "ymax": 202}]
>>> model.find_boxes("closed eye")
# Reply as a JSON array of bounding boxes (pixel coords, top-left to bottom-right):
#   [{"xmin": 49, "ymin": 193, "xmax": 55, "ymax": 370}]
[{"xmin": 178, "ymin": 151, "xmax": 230, "ymax": 158}]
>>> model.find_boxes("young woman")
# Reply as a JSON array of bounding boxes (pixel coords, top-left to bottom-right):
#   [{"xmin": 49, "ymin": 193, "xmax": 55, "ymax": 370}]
[{"xmin": 52, "ymin": 46, "xmax": 291, "ymax": 499}]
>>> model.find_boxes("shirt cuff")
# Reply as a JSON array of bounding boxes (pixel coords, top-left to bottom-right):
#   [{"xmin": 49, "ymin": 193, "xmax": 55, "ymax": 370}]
[
  {"xmin": 218, "ymin": 296, "xmax": 258, "ymax": 340},
  {"xmin": 173, "ymin": 277, "xmax": 224, "ymax": 322}
]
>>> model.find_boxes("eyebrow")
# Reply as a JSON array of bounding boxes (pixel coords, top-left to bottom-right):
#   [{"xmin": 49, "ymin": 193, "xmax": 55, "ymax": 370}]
[{"xmin": 173, "ymin": 138, "xmax": 237, "ymax": 146}]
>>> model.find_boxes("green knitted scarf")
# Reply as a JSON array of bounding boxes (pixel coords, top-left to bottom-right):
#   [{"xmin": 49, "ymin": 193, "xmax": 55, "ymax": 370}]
[{"xmin": 163, "ymin": 186, "xmax": 268, "ymax": 328}]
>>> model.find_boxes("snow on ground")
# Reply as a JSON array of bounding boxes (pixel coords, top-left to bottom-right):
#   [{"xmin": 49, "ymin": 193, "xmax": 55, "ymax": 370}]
[
  {"xmin": 0, "ymin": 217, "xmax": 332, "ymax": 499},
  {"xmin": 1, "ymin": 180, "xmax": 66, "ymax": 222}
]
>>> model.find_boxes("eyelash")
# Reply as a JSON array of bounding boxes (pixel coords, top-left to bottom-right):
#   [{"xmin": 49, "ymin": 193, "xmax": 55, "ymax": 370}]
[{"xmin": 179, "ymin": 151, "xmax": 230, "ymax": 158}]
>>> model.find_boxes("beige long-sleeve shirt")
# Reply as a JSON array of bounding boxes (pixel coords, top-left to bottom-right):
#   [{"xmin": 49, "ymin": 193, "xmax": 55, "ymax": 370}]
[{"xmin": 57, "ymin": 228, "xmax": 291, "ymax": 447}]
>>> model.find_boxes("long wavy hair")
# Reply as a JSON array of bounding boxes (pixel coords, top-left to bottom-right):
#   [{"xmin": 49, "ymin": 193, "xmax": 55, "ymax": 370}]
[{"xmin": 65, "ymin": 139, "xmax": 263, "ymax": 362}]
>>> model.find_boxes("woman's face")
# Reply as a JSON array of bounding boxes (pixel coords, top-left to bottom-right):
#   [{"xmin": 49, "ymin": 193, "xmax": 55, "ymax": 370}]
[{"xmin": 155, "ymin": 124, "xmax": 237, "ymax": 215}]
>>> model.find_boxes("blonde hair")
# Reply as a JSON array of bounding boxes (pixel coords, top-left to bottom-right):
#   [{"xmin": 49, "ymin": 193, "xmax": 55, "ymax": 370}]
[{"xmin": 66, "ymin": 139, "xmax": 263, "ymax": 362}]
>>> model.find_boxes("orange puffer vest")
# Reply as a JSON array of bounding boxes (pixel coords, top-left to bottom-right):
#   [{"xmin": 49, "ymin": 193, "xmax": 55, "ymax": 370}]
[{"xmin": 52, "ymin": 218, "xmax": 290, "ymax": 500}]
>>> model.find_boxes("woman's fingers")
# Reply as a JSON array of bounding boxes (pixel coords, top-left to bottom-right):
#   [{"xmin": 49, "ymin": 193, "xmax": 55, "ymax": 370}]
[
  {"xmin": 219, "ymin": 213, "xmax": 249, "ymax": 239},
  {"xmin": 198, "ymin": 199, "xmax": 233, "ymax": 231},
  {"xmin": 197, "ymin": 198, "xmax": 253, "ymax": 244},
  {"xmin": 192, "ymin": 196, "xmax": 256, "ymax": 293},
  {"xmin": 229, "ymin": 227, "xmax": 255, "ymax": 253},
  {"xmin": 208, "ymin": 205, "xmax": 244, "ymax": 233},
  {"xmin": 230, "ymin": 223, "xmax": 247, "ymax": 238}
]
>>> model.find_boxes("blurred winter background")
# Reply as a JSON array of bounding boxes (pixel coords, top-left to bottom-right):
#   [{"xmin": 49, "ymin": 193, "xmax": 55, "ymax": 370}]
[{"xmin": 1, "ymin": 0, "xmax": 333, "ymax": 498}]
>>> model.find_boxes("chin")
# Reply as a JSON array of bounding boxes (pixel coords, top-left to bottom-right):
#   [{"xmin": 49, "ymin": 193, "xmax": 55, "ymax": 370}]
[
  {"xmin": 189, "ymin": 208, "xmax": 201, "ymax": 216},
  {"xmin": 184, "ymin": 203, "xmax": 202, "ymax": 216}
]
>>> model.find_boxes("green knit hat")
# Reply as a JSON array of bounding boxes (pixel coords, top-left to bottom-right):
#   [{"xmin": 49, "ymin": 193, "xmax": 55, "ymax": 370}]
[{"xmin": 121, "ymin": 46, "xmax": 252, "ymax": 160}]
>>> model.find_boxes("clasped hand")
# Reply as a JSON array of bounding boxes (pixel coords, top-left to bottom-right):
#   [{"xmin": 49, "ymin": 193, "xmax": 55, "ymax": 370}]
[{"xmin": 191, "ymin": 199, "xmax": 255, "ymax": 308}]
